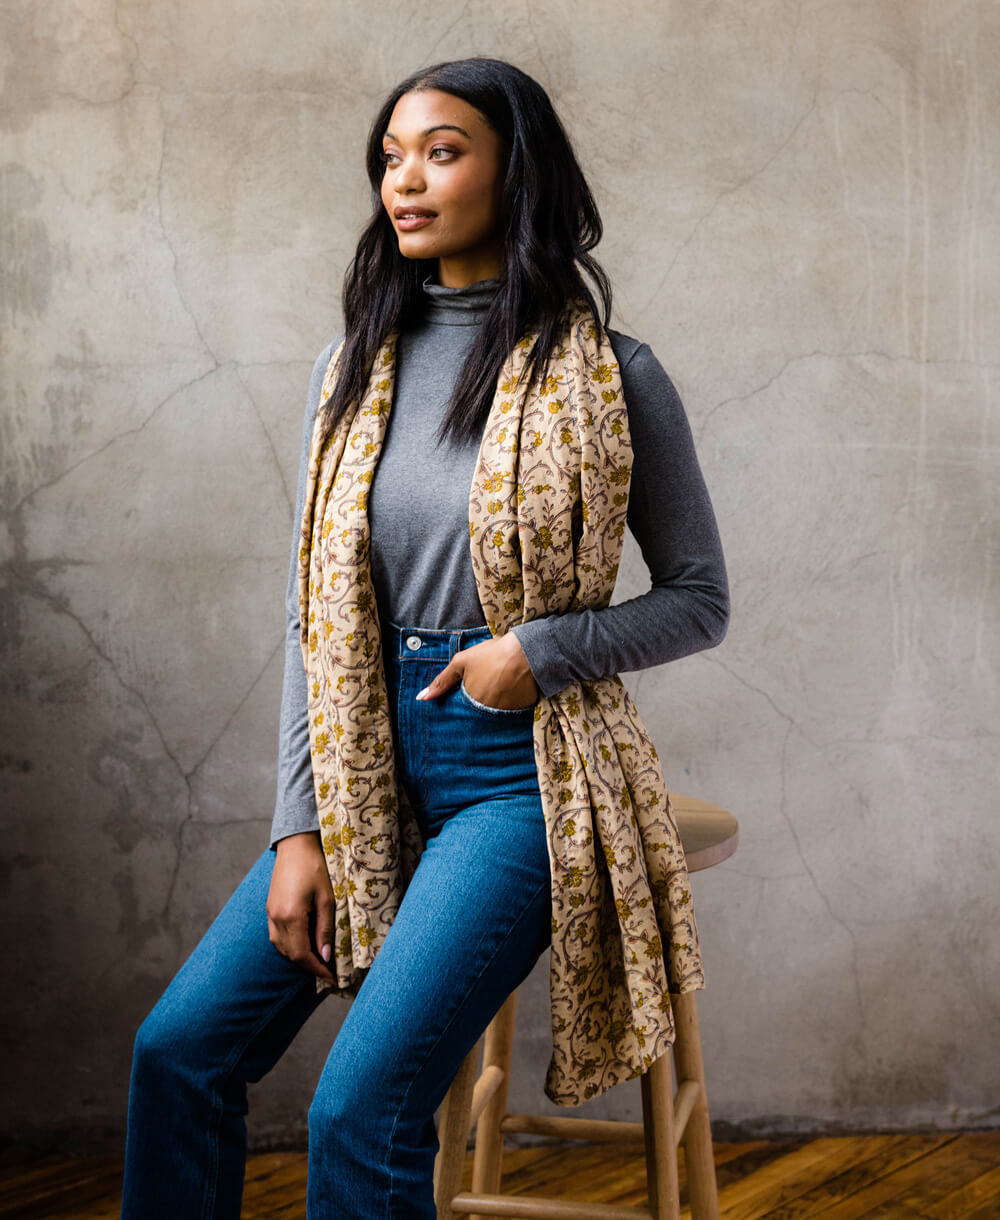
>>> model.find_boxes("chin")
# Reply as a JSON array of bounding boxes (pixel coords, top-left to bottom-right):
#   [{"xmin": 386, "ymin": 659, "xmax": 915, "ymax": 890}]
[{"xmin": 395, "ymin": 237, "xmax": 437, "ymax": 261}]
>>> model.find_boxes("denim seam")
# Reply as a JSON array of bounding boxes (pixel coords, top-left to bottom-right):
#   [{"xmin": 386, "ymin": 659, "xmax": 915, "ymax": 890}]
[
  {"xmin": 381, "ymin": 871, "xmax": 552, "ymax": 1219},
  {"xmin": 413, "ymin": 658, "xmax": 445, "ymax": 810},
  {"xmin": 201, "ymin": 972, "xmax": 323, "ymax": 1219}
]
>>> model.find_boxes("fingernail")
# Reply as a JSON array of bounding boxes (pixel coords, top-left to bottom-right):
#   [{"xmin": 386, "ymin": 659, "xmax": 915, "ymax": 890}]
[
  {"xmin": 416, "ymin": 687, "xmax": 430, "ymax": 700},
  {"xmin": 320, "ymin": 944, "xmax": 331, "ymax": 962}
]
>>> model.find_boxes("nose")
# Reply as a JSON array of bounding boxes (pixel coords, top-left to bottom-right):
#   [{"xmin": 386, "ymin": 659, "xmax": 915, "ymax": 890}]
[{"xmin": 394, "ymin": 152, "xmax": 426, "ymax": 194}]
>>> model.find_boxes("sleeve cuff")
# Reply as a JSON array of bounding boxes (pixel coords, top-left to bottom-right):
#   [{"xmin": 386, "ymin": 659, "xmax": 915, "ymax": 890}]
[
  {"xmin": 510, "ymin": 618, "xmax": 574, "ymax": 698},
  {"xmin": 269, "ymin": 799, "xmax": 319, "ymax": 851}
]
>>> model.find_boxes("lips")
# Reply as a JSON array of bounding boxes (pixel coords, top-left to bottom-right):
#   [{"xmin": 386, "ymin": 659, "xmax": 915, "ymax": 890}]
[{"xmin": 393, "ymin": 207, "xmax": 437, "ymax": 233}]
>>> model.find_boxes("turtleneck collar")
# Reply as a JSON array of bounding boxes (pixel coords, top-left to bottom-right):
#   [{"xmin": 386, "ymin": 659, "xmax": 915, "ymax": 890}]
[{"xmin": 420, "ymin": 273, "xmax": 501, "ymax": 326}]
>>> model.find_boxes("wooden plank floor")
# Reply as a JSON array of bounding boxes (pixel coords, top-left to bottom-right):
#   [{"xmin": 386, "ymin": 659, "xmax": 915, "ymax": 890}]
[{"xmin": 1, "ymin": 1135, "xmax": 998, "ymax": 1218}]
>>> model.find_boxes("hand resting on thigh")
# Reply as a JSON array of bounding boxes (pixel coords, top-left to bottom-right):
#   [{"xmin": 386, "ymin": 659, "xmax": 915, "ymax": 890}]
[{"xmin": 267, "ymin": 830, "xmax": 336, "ymax": 982}]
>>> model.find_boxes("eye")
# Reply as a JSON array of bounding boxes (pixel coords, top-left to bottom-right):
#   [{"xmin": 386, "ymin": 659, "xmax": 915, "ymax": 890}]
[{"xmin": 381, "ymin": 145, "xmax": 457, "ymax": 168}]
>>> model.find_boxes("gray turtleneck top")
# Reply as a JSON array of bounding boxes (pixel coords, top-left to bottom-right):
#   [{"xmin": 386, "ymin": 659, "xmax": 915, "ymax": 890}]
[{"xmin": 270, "ymin": 275, "xmax": 728, "ymax": 848}]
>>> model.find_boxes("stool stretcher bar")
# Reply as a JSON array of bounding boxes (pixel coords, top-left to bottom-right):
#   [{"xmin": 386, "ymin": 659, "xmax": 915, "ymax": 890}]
[
  {"xmin": 451, "ymin": 1195, "xmax": 655, "ymax": 1219},
  {"xmin": 497, "ymin": 1078, "xmax": 702, "ymax": 1149},
  {"xmin": 469, "ymin": 1065, "xmax": 504, "ymax": 1127},
  {"xmin": 499, "ymin": 1114, "xmax": 647, "ymax": 1143}
]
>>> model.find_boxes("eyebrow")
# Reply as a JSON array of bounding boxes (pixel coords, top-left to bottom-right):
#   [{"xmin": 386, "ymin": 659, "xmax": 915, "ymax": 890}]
[{"xmin": 383, "ymin": 124, "xmax": 471, "ymax": 142}]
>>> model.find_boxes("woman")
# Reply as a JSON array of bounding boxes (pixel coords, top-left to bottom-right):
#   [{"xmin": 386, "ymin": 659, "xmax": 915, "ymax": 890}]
[{"xmin": 122, "ymin": 56, "xmax": 728, "ymax": 1220}]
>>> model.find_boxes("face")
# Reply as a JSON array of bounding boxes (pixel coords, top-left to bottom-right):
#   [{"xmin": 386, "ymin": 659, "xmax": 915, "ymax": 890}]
[{"xmin": 380, "ymin": 89, "xmax": 506, "ymax": 289}]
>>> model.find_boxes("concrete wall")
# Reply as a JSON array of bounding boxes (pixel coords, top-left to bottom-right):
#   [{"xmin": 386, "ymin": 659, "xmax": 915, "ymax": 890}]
[{"xmin": 2, "ymin": 0, "xmax": 997, "ymax": 1152}]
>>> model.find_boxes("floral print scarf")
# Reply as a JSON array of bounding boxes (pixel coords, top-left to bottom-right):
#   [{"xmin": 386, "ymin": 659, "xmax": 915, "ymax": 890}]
[{"xmin": 298, "ymin": 300, "xmax": 703, "ymax": 1104}]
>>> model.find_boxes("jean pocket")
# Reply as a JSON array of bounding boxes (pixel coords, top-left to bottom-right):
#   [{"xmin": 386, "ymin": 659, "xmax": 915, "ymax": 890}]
[{"xmin": 458, "ymin": 677, "xmax": 537, "ymax": 716}]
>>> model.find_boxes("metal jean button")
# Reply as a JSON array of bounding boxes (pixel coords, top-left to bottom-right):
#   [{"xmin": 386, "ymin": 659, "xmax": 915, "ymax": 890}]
[{"xmin": 405, "ymin": 635, "xmax": 422, "ymax": 651}]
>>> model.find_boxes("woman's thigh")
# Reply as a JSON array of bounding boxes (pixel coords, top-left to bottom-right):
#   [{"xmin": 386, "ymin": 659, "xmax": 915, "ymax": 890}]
[{"xmin": 314, "ymin": 786, "xmax": 551, "ymax": 1118}]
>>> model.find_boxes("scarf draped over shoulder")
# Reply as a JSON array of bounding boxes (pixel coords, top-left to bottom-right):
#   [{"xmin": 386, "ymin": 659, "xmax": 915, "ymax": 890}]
[{"xmin": 298, "ymin": 300, "xmax": 703, "ymax": 1105}]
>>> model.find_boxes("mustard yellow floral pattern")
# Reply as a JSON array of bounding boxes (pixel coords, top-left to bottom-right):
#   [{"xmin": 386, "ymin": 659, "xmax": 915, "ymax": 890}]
[{"xmin": 298, "ymin": 301, "xmax": 703, "ymax": 1105}]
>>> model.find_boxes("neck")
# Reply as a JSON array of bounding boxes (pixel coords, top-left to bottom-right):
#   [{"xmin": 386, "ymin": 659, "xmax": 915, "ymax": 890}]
[
  {"xmin": 420, "ymin": 272, "xmax": 500, "ymax": 326},
  {"xmin": 435, "ymin": 248, "xmax": 503, "ymax": 289}
]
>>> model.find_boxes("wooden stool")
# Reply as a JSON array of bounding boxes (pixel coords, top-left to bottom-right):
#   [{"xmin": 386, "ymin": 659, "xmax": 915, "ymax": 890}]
[{"xmin": 432, "ymin": 795, "xmax": 738, "ymax": 1220}]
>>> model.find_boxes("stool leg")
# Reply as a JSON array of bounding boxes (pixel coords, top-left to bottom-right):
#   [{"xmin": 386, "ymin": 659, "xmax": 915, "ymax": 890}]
[
  {"xmin": 434, "ymin": 1040, "xmax": 480, "ymax": 1220},
  {"xmin": 672, "ymin": 990, "xmax": 719, "ymax": 1220},
  {"xmin": 641, "ymin": 1051, "xmax": 680, "ymax": 1220},
  {"xmin": 470, "ymin": 991, "xmax": 518, "ymax": 1218}
]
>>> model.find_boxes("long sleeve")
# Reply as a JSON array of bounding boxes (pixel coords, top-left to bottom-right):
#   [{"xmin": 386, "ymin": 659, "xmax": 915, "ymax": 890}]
[
  {"xmin": 509, "ymin": 341, "xmax": 729, "ymax": 696},
  {"xmin": 268, "ymin": 341, "xmax": 337, "ymax": 849}
]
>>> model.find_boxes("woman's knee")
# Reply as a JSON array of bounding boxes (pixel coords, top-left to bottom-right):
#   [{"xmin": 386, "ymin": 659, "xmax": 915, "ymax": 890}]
[
  {"xmin": 307, "ymin": 1035, "xmax": 404, "ymax": 1154},
  {"xmin": 307, "ymin": 1053, "xmax": 363, "ymax": 1146},
  {"xmin": 131, "ymin": 1002, "xmax": 182, "ymax": 1081},
  {"xmin": 130, "ymin": 990, "xmax": 213, "ymax": 1090}
]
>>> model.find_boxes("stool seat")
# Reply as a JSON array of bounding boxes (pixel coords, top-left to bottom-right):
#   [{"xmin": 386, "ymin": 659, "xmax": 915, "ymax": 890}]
[
  {"xmin": 433, "ymin": 795, "xmax": 736, "ymax": 1220},
  {"xmin": 669, "ymin": 794, "xmax": 739, "ymax": 873}
]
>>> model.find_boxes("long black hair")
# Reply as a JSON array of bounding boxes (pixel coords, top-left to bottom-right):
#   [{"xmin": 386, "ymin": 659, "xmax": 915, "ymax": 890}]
[{"xmin": 322, "ymin": 56, "xmax": 613, "ymax": 445}]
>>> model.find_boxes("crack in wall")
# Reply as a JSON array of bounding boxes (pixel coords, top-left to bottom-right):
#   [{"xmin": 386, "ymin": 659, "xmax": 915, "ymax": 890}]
[
  {"xmin": 6, "ymin": 363, "xmax": 219, "ymax": 518},
  {"xmin": 29, "ymin": 81, "xmax": 139, "ymax": 110},
  {"xmin": 831, "ymin": 91, "xmax": 876, "ymax": 339},
  {"xmin": 702, "ymin": 653, "xmax": 870, "ymax": 1041},
  {"xmin": 18, "ymin": 0, "xmax": 142, "ymax": 113},
  {"xmin": 188, "ymin": 640, "xmax": 283, "ymax": 786},
  {"xmin": 234, "ymin": 369, "xmax": 295, "ymax": 516},
  {"xmin": 11, "ymin": 573, "xmax": 194, "ymax": 858},
  {"xmin": 695, "ymin": 348, "xmax": 1000, "ymax": 445},
  {"xmin": 726, "ymin": 864, "xmax": 808, "ymax": 882},
  {"xmin": 5, "ymin": 485, "xmax": 185, "ymax": 781},
  {"xmin": 111, "ymin": 0, "xmax": 141, "ymax": 82},
  {"xmin": 423, "ymin": 0, "xmax": 474, "ymax": 61},
  {"xmin": 638, "ymin": 90, "xmax": 820, "ymax": 318},
  {"xmin": 6, "ymin": 499, "xmax": 285, "ymax": 930},
  {"xmin": 825, "ymin": 728, "xmax": 997, "ymax": 746},
  {"xmin": 523, "ymin": 0, "xmax": 555, "ymax": 89},
  {"xmin": 154, "ymin": 92, "xmax": 221, "ymax": 371},
  {"xmin": 9, "ymin": 554, "xmax": 286, "ymax": 925},
  {"xmin": 161, "ymin": 638, "xmax": 283, "ymax": 919}
]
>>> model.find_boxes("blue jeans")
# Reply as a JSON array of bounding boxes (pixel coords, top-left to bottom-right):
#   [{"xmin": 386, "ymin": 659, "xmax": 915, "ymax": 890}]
[{"xmin": 122, "ymin": 619, "xmax": 551, "ymax": 1219}]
